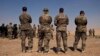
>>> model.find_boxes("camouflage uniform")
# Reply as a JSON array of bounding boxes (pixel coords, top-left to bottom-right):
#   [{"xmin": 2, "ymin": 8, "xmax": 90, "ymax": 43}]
[
  {"xmin": 1, "ymin": 24, "xmax": 6, "ymax": 38},
  {"xmin": 50, "ymin": 25, "xmax": 54, "ymax": 39},
  {"xmin": 33, "ymin": 24, "xmax": 36, "ymax": 38},
  {"xmin": 19, "ymin": 11, "xmax": 33, "ymax": 52},
  {"xmin": 13, "ymin": 24, "xmax": 18, "ymax": 39},
  {"xmin": 73, "ymin": 14, "xmax": 87, "ymax": 52},
  {"xmin": 92, "ymin": 29, "xmax": 95, "ymax": 37},
  {"xmin": 89, "ymin": 29, "xmax": 92, "ymax": 37},
  {"xmin": 37, "ymin": 25, "xmax": 41, "ymax": 38},
  {"xmin": 7, "ymin": 23, "xmax": 13, "ymax": 39},
  {"xmin": 37, "ymin": 12, "xmax": 52, "ymax": 53},
  {"xmin": 54, "ymin": 13, "xmax": 69, "ymax": 52}
]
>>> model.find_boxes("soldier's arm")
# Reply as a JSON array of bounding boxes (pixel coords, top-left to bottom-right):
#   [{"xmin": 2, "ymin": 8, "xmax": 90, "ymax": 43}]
[
  {"xmin": 28, "ymin": 15, "xmax": 32, "ymax": 23},
  {"xmin": 19, "ymin": 15, "xmax": 22, "ymax": 24},
  {"xmin": 39, "ymin": 16, "xmax": 42, "ymax": 25},
  {"xmin": 75, "ymin": 17, "xmax": 78, "ymax": 25},
  {"xmin": 49, "ymin": 16, "xmax": 52, "ymax": 24},
  {"xmin": 84, "ymin": 17, "xmax": 87, "ymax": 25},
  {"xmin": 66, "ymin": 15, "xmax": 69, "ymax": 25},
  {"xmin": 54, "ymin": 16, "xmax": 57, "ymax": 26}
]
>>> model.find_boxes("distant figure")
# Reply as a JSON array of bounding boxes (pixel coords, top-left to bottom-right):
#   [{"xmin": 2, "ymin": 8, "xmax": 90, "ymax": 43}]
[
  {"xmin": 54, "ymin": 8, "xmax": 69, "ymax": 53},
  {"xmin": 37, "ymin": 24, "xmax": 41, "ymax": 38},
  {"xmin": 50, "ymin": 24, "xmax": 54, "ymax": 39},
  {"xmin": 37, "ymin": 8, "xmax": 52, "ymax": 53},
  {"xmin": 7, "ymin": 23, "xmax": 13, "ymax": 39},
  {"xmin": 1, "ymin": 23, "xmax": 6, "ymax": 38},
  {"xmin": 92, "ymin": 29, "xmax": 95, "ymax": 37},
  {"xmin": 89, "ymin": 29, "xmax": 92, "ymax": 37},
  {"xmin": 13, "ymin": 24, "xmax": 18, "ymax": 39},
  {"xmin": 33, "ymin": 24, "xmax": 36, "ymax": 38},
  {"xmin": 5, "ymin": 25, "xmax": 8, "ymax": 37},
  {"xmin": 19, "ymin": 7, "xmax": 33, "ymax": 53},
  {"xmin": 0, "ymin": 25, "xmax": 1, "ymax": 37},
  {"xmin": 73, "ymin": 10, "xmax": 87, "ymax": 53},
  {"xmin": 18, "ymin": 24, "xmax": 21, "ymax": 38}
]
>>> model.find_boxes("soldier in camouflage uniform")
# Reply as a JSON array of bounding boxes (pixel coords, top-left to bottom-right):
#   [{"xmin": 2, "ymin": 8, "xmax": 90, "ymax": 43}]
[
  {"xmin": 73, "ymin": 11, "xmax": 87, "ymax": 53},
  {"xmin": 37, "ymin": 25, "xmax": 41, "ymax": 38},
  {"xmin": 89, "ymin": 29, "xmax": 92, "ymax": 37},
  {"xmin": 13, "ymin": 24, "xmax": 18, "ymax": 39},
  {"xmin": 50, "ymin": 24, "xmax": 54, "ymax": 39},
  {"xmin": 54, "ymin": 8, "xmax": 69, "ymax": 53},
  {"xmin": 92, "ymin": 29, "xmax": 95, "ymax": 37},
  {"xmin": 7, "ymin": 23, "xmax": 13, "ymax": 39},
  {"xmin": 33, "ymin": 24, "xmax": 36, "ymax": 38},
  {"xmin": 19, "ymin": 7, "xmax": 33, "ymax": 53},
  {"xmin": 37, "ymin": 8, "xmax": 52, "ymax": 53},
  {"xmin": 1, "ymin": 23, "xmax": 6, "ymax": 38}
]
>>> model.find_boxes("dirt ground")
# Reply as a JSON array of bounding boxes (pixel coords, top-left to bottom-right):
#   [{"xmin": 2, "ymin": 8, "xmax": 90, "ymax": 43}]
[{"xmin": 0, "ymin": 35, "xmax": 100, "ymax": 56}]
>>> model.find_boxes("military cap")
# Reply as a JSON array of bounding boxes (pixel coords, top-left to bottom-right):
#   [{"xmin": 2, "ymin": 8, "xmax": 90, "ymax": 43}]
[
  {"xmin": 80, "ymin": 10, "xmax": 85, "ymax": 14},
  {"xmin": 22, "ymin": 6, "xmax": 27, "ymax": 11},
  {"xmin": 43, "ymin": 8, "xmax": 49, "ymax": 12}
]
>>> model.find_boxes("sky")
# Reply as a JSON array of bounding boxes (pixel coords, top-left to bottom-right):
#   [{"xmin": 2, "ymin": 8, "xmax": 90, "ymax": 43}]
[{"xmin": 0, "ymin": 0, "xmax": 100, "ymax": 32}]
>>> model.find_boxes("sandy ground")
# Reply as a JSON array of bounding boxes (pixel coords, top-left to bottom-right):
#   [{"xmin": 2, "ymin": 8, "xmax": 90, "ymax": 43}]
[{"xmin": 0, "ymin": 35, "xmax": 100, "ymax": 56}]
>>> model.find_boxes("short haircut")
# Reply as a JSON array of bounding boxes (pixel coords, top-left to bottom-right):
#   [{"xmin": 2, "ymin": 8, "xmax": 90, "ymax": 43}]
[
  {"xmin": 22, "ymin": 6, "xmax": 27, "ymax": 11},
  {"xmin": 80, "ymin": 10, "xmax": 85, "ymax": 14},
  {"xmin": 59, "ymin": 8, "xmax": 64, "ymax": 13}
]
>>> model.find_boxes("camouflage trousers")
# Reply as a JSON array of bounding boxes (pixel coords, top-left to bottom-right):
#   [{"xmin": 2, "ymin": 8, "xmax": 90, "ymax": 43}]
[
  {"xmin": 73, "ymin": 31, "xmax": 87, "ymax": 51},
  {"xmin": 56, "ymin": 31, "xmax": 68, "ymax": 51},
  {"xmin": 8, "ymin": 31, "xmax": 13, "ymax": 39},
  {"xmin": 21, "ymin": 30, "xmax": 33, "ymax": 52},
  {"xmin": 38, "ymin": 31, "xmax": 51, "ymax": 52}
]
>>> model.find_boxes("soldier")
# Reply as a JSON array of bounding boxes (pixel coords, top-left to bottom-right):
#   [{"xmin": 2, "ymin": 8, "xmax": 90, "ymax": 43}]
[
  {"xmin": 89, "ymin": 29, "xmax": 92, "ymax": 37},
  {"xmin": 19, "ymin": 7, "xmax": 33, "ymax": 53},
  {"xmin": 89, "ymin": 29, "xmax": 93, "ymax": 37},
  {"xmin": 5, "ymin": 25, "xmax": 8, "ymax": 37},
  {"xmin": 18, "ymin": 24, "xmax": 21, "ymax": 38},
  {"xmin": 73, "ymin": 10, "xmax": 87, "ymax": 53},
  {"xmin": 50, "ymin": 24, "xmax": 54, "ymax": 39},
  {"xmin": 37, "ymin": 8, "xmax": 52, "ymax": 53},
  {"xmin": 37, "ymin": 25, "xmax": 40, "ymax": 38},
  {"xmin": 54, "ymin": 8, "xmax": 69, "ymax": 53},
  {"xmin": 13, "ymin": 24, "xmax": 18, "ymax": 39},
  {"xmin": 0, "ymin": 25, "xmax": 1, "ymax": 37},
  {"xmin": 7, "ymin": 23, "xmax": 13, "ymax": 39},
  {"xmin": 1, "ymin": 23, "xmax": 6, "ymax": 38},
  {"xmin": 33, "ymin": 24, "xmax": 36, "ymax": 38},
  {"xmin": 92, "ymin": 29, "xmax": 95, "ymax": 37}
]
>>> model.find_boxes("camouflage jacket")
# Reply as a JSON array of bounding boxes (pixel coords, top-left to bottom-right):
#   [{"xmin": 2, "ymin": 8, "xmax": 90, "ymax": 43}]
[
  {"xmin": 7, "ymin": 25, "xmax": 13, "ymax": 32},
  {"xmin": 75, "ymin": 15, "xmax": 87, "ymax": 32},
  {"xmin": 19, "ymin": 12, "xmax": 32, "ymax": 30},
  {"xmin": 54, "ymin": 13, "xmax": 69, "ymax": 31},
  {"xmin": 39, "ymin": 15, "xmax": 52, "ymax": 32}
]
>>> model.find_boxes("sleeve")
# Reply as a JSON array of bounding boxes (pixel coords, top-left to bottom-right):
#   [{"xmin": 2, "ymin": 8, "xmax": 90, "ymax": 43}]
[
  {"xmin": 66, "ymin": 15, "xmax": 69, "ymax": 25},
  {"xmin": 49, "ymin": 16, "xmax": 52, "ymax": 24},
  {"xmin": 84, "ymin": 17, "xmax": 87, "ymax": 25},
  {"xmin": 28, "ymin": 15, "xmax": 32, "ymax": 23},
  {"xmin": 54, "ymin": 16, "xmax": 57, "ymax": 26},
  {"xmin": 19, "ymin": 15, "xmax": 22, "ymax": 24},
  {"xmin": 39, "ymin": 16, "xmax": 42, "ymax": 24},
  {"xmin": 75, "ymin": 17, "xmax": 78, "ymax": 25}
]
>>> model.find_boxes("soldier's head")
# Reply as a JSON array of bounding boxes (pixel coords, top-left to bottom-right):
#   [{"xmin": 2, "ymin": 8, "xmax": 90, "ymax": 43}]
[
  {"xmin": 22, "ymin": 6, "xmax": 27, "ymax": 12},
  {"xmin": 2, "ymin": 23, "xmax": 5, "ymax": 26},
  {"xmin": 43, "ymin": 8, "xmax": 49, "ymax": 14},
  {"xmin": 9, "ymin": 22, "xmax": 12, "ymax": 25},
  {"xmin": 59, "ymin": 8, "xmax": 64, "ymax": 13},
  {"xmin": 80, "ymin": 10, "xmax": 85, "ymax": 16},
  {"xmin": 14, "ymin": 24, "xmax": 17, "ymax": 27}
]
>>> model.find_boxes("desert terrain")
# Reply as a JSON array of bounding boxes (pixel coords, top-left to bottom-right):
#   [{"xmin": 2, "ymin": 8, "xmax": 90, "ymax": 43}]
[{"xmin": 0, "ymin": 31, "xmax": 100, "ymax": 56}]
